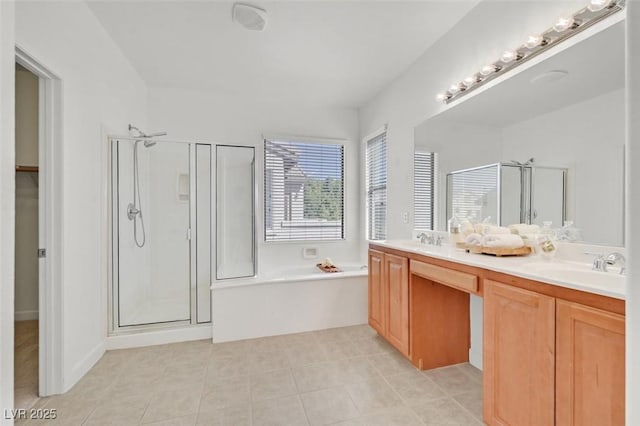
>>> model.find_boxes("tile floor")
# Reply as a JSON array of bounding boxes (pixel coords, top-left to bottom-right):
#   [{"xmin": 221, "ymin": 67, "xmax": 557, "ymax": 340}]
[
  {"xmin": 14, "ymin": 320, "xmax": 40, "ymax": 411},
  {"xmin": 18, "ymin": 325, "xmax": 483, "ymax": 425}
]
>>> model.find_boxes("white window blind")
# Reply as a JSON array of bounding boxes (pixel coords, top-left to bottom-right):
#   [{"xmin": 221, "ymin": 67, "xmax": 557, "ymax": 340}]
[
  {"xmin": 414, "ymin": 151, "xmax": 438, "ymax": 230},
  {"xmin": 446, "ymin": 164, "xmax": 499, "ymax": 223},
  {"xmin": 264, "ymin": 139, "xmax": 344, "ymax": 241},
  {"xmin": 366, "ymin": 132, "xmax": 387, "ymax": 240}
]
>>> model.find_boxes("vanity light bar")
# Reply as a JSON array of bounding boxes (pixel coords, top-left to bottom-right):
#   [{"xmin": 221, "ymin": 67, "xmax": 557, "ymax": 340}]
[{"xmin": 436, "ymin": 0, "xmax": 625, "ymax": 104}]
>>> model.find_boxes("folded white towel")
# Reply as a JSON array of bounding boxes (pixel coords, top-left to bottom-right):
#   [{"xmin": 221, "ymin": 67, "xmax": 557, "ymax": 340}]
[
  {"xmin": 465, "ymin": 233, "xmax": 483, "ymax": 246},
  {"xmin": 482, "ymin": 234, "xmax": 525, "ymax": 249},
  {"xmin": 476, "ymin": 224, "xmax": 511, "ymax": 235},
  {"xmin": 508, "ymin": 224, "xmax": 541, "ymax": 235}
]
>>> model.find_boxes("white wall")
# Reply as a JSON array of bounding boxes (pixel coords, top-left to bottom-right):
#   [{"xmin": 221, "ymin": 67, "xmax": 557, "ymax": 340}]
[
  {"xmin": 147, "ymin": 87, "xmax": 362, "ymax": 272},
  {"xmin": 0, "ymin": 1, "xmax": 16, "ymax": 420},
  {"xmin": 15, "ymin": 1, "xmax": 148, "ymax": 391},
  {"xmin": 626, "ymin": 2, "xmax": 639, "ymax": 423},
  {"xmin": 501, "ymin": 89, "xmax": 625, "ymax": 246},
  {"xmin": 359, "ymin": 0, "xmax": 592, "ymax": 240},
  {"xmin": 14, "ymin": 67, "xmax": 39, "ymax": 321}
]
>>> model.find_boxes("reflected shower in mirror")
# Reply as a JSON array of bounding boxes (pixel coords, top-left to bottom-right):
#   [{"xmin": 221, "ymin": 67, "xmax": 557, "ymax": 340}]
[
  {"xmin": 216, "ymin": 145, "xmax": 256, "ymax": 280},
  {"xmin": 414, "ymin": 19, "xmax": 624, "ymax": 246}
]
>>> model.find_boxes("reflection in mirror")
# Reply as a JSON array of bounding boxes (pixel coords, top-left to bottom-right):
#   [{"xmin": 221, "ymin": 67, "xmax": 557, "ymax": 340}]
[
  {"xmin": 414, "ymin": 19, "xmax": 624, "ymax": 246},
  {"xmin": 216, "ymin": 145, "xmax": 256, "ymax": 280},
  {"xmin": 445, "ymin": 163, "xmax": 566, "ymax": 228}
]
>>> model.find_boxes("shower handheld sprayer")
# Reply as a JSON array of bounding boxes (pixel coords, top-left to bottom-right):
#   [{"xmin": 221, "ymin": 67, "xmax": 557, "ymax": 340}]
[{"xmin": 127, "ymin": 124, "xmax": 166, "ymax": 248}]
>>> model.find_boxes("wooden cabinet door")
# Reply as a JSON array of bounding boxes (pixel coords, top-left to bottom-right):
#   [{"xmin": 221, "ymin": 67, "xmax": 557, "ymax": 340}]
[
  {"xmin": 384, "ymin": 253, "xmax": 410, "ymax": 356},
  {"xmin": 368, "ymin": 249, "xmax": 385, "ymax": 335},
  {"xmin": 484, "ymin": 280, "xmax": 555, "ymax": 426},
  {"xmin": 556, "ymin": 300, "xmax": 625, "ymax": 426}
]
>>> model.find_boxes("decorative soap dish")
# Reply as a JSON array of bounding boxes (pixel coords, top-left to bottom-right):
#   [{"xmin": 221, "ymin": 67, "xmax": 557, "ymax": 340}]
[{"xmin": 465, "ymin": 245, "xmax": 531, "ymax": 257}]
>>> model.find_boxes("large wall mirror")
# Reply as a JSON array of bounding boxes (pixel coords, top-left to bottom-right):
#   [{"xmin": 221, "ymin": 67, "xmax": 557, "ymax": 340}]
[{"xmin": 414, "ymin": 19, "xmax": 625, "ymax": 246}]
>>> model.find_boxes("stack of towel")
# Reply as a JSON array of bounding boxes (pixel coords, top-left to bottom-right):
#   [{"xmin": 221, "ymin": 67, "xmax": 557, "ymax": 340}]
[{"xmin": 465, "ymin": 233, "xmax": 525, "ymax": 248}]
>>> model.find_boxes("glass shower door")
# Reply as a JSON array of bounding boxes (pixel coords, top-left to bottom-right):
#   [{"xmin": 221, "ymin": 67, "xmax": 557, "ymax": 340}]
[{"xmin": 114, "ymin": 139, "xmax": 192, "ymax": 327}]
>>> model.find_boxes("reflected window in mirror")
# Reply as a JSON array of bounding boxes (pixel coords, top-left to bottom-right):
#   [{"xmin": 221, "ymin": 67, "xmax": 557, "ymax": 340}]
[
  {"xmin": 366, "ymin": 131, "xmax": 387, "ymax": 240},
  {"xmin": 414, "ymin": 151, "xmax": 438, "ymax": 230}
]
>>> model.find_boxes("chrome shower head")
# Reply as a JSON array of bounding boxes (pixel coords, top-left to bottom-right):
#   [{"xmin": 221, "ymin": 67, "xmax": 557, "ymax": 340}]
[{"xmin": 143, "ymin": 140, "xmax": 157, "ymax": 148}]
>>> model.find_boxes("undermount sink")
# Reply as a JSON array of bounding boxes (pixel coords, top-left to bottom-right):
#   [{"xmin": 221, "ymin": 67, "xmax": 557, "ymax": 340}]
[{"xmin": 518, "ymin": 261, "xmax": 625, "ymax": 286}]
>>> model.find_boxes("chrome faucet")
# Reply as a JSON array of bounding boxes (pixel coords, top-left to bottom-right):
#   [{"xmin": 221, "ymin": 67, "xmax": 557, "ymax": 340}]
[
  {"xmin": 587, "ymin": 252, "xmax": 626, "ymax": 275},
  {"xmin": 417, "ymin": 232, "xmax": 432, "ymax": 244},
  {"xmin": 605, "ymin": 252, "xmax": 626, "ymax": 275}
]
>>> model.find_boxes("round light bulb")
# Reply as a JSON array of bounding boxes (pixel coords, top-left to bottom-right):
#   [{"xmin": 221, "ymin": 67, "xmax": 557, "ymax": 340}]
[
  {"xmin": 553, "ymin": 16, "xmax": 575, "ymax": 32},
  {"xmin": 435, "ymin": 93, "xmax": 450, "ymax": 102},
  {"xmin": 588, "ymin": 0, "xmax": 613, "ymax": 12},
  {"xmin": 480, "ymin": 64, "xmax": 497, "ymax": 76},
  {"xmin": 464, "ymin": 75, "xmax": 478, "ymax": 86},
  {"xmin": 449, "ymin": 83, "xmax": 461, "ymax": 94},
  {"xmin": 524, "ymin": 34, "xmax": 544, "ymax": 49},
  {"xmin": 501, "ymin": 50, "xmax": 519, "ymax": 63}
]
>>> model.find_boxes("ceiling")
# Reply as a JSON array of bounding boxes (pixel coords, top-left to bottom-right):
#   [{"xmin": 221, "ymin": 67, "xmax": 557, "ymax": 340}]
[
  {"xmin": 87, "ymin": 1, "xmax": 478, "ymax": 108},
  {"xmin": 425, "ymin": 19, "xmax": 625, "ymax": 128}
]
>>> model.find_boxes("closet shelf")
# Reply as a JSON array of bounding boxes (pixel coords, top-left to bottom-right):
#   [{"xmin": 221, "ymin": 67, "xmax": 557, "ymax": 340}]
[{"xmin": 15, "ymin": 165, "xmax": 38, "ymax": 173}]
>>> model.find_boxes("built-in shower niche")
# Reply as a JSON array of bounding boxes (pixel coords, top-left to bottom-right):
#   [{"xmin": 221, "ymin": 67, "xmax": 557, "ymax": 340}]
[{"xmin": 110, "ymin": 138, "xmax": 212, "ymax": 331}]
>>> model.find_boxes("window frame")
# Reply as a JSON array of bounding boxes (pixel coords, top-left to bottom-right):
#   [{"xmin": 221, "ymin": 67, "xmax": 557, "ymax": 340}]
[
  {"xmin": 263, "ymin": 136, "xmax": 347, "ymax": 243},
  {"xmin": 364, "ymin": 126, "xmax": 388, "ymax": 241}
]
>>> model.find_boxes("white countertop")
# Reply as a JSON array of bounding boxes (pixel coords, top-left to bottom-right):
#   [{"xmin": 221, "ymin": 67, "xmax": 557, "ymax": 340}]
[{"xmin": 372, "ymin": 240, "xmax": 626, "ymax": 300}]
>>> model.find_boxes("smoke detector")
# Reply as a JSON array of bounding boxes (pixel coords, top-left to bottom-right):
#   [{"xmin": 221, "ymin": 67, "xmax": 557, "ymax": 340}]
[{"xmin": 233, "ymin": 3, "xmax": 268, "ymax": 31}]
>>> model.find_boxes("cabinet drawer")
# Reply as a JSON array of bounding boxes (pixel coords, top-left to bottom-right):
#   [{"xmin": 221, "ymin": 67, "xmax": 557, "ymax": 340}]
[{"xmin": 410, "ymin": 259, "xmax": 478, "ymax": 294}]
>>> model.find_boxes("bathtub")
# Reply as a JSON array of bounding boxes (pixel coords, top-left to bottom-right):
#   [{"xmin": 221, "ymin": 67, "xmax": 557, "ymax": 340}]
[{"xmin": 210, "ymin": 263, "xmax": 368, "ymax": 342}]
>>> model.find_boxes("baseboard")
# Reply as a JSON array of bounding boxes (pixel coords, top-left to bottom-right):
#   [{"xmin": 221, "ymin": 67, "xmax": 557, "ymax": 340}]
[
  {"xmin": 65, "ymin": 341, "xmax": 105, "ymax": 393},
  {"xmin": 14, "ymin": 310, "xmax": 38, "ymax": 321},
  {"xmin": 105, "ymin": 324, "xmax": 212, "ymax": 350}
]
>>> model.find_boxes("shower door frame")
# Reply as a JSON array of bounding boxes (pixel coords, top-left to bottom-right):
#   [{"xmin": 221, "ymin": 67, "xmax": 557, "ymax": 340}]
[{"xmin": 109, "ymin": 137, "xmax": 214, "ymax": 334}]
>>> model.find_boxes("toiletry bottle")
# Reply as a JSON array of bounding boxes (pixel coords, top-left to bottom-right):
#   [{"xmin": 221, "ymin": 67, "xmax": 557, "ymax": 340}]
[
  {"xmin": 538, "ymin": 221, "xmax": 557, "ymax": 258},
  {"xmin": 448, "ymin": 213, "xmax": 463, "ymax": 247}
]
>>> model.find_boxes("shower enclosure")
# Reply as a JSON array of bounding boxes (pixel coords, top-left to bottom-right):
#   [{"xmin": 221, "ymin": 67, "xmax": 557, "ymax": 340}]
[{"xmin": 110, "ymin": 138, "xmax": 257, "ymax": 332}]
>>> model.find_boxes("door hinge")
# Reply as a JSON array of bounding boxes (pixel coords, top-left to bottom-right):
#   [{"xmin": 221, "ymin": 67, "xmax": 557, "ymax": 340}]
[{"xmin": 38, "ymin": 248, "xmax": 46, "ymax": 258}]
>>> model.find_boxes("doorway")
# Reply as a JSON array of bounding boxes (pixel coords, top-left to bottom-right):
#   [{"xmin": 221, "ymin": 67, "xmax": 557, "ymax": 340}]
[
  {"xmin": 14, "ymin": 47, "xmax": 64, "ymax": 401},
  {"xmin": 13, "ymin": 63, "xmax": 40, "ymax": 409}
]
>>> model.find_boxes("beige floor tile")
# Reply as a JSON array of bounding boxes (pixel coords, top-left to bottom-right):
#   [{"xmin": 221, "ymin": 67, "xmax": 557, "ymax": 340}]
[
  {"xmin": 200, "ymin": 375, "xmax": 251, "ymax": 411},
  {"xmin": 84, "ymin": 393, "xmax": 152, "ymax": 425},
  {"xmin": 14, "ymin": 321, "xmax": 40, "ymax": 412},
  {"xmin": 385, "ymin": 370, "xmax": 446, "ymax": 405},
  {"xmin": 251, "ymin": 369, "xmax": 298, "ymax": 402},
  {"xmin": 316, "ymin": 339, "xmax": 360, "ymax": 361},
  {"xmin": 300, "ymin": 387, "xmax": 359, "ymax": 426},
  {"xmin": 196, "ymin": 405, "xmax": 251, "ymax": 426},
  {"xmin": 338, "ymin": 357, "xmax": 382, "ymax": 384},
  {"xmin": 456, "ymin": 363, "xmax": 483, "ymax": 384},
  {"xmin": 344, "ymin": 378, "xmax": 403, "ymax": 414},
  {"xmin": 410, "ymin": 397, "xmax": 482, "ymax": 425},
  {"xmin": 340, "ymin": 325, "xmax": 377, "ymax": 341},
  {"xmin": 453, "ymin": 388, "xmax": 483, "ymax": 421},
  {"xmin": 207, "ymin": 355, "xmax": 250, "ymax": 379},
  {"xmin": 351, "ymin": 336, "xmax": 394, "ymax": 356},
  {"xmin": 210, "ymin": 341, "xmax": 248, "ymax": 360},
  {"xmin": 424, "ymin": 365, "xmax": 481, "ymax": 396},
  {"xmin": 292, "ymin": 361, "xmax": 344, "ymax": 393},
  {"xmin": 245, "ymin": 336, "xmax": 286, "ymax": 354},
  {"xmin": 141, "ymin": 386, "xmax": 202, "ymax": 424},
  {"xmin": 334, "ymin": 406, "xmax": 424, "ymax": 426},
  {"xmin": 143, "ymin": 414, "xmax": 197, "ymax": 425},
  {"xmin": 368, "ymin": 352, "xmax": 417, "ymax": 377},
  {"xmin": 286, "ymin": 343, "xmax": 329, "ymax": 368},
  {"xmin": 252, "ymin": 395, "xmax": 309, "ymax": 426},
  {"xmin": 248, "ymin": 350, "xmax": 291, "ymax": 374}
]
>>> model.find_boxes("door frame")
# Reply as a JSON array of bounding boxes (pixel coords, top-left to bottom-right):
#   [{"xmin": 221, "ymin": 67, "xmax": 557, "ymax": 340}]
[{"xmin": 15, "ymin": 46, "xmax": 64, "ymax": 396}]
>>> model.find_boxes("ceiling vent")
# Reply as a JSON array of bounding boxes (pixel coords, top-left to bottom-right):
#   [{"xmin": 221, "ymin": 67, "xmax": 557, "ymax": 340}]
[{"xmin": 232, "ymin": 3, "xmax": 268, "ymax": 31}]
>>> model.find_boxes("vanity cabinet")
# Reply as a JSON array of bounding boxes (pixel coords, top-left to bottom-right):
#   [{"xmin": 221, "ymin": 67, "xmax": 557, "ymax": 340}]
[
  {"xmin": 367, "ymin": 249, "xmax": 410, "ymax": 357},
  {"xmin": 367, "ymin": 249, "xmax": 385, "ymax": 335},
  {"xmin": 556, "ymin": 300, "xmax": 625, "ymax": 426},
  {"xmin": 484, "ymin": 279, "xmax": 625, "ymax": 426},
  {"xmin": 384, "ymin": 253, "xmax": 410, "ymax": 356},
  {"xmin": 483, "ymin": 280, "xmax": 556, "ymax": 426}
]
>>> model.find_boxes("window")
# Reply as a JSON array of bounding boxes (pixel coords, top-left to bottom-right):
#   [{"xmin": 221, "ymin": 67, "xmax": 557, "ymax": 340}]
[
  {"xmin": 366, "ymin": 131, "xmax": 387, "ymax": 240},
  {"xmin": 414, "ymin": 151, "xmax": 438, "ymax": 230},
  {"xmin": 264, "ymin": 138, "xmax": 344, "ymax": 241}
]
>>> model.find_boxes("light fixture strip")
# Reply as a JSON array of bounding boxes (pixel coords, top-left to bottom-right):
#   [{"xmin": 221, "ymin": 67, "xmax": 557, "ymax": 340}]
[{"xmin": 437, "ymin": 0, "xmax": 625, "ymax": 104}]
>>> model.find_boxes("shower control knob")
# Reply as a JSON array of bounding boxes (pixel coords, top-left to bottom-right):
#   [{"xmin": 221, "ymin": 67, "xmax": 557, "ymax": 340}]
[{"xmin": 127, "ymin": 203, "xmax": 140, "ymax": 220}]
